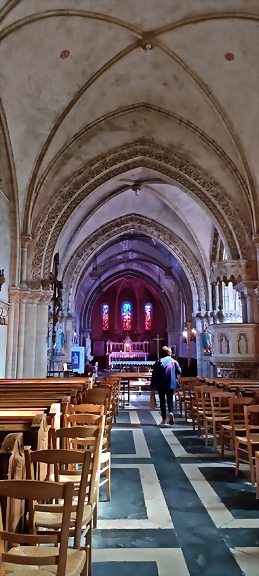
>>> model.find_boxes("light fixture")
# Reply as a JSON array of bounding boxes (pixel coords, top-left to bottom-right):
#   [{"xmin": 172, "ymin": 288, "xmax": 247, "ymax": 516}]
[
  {"xmin": 182, "ymin": 329, "xmax": 187, "ymax": 344},
  {"xmin": 190, "ymin": 328, "xmax": 196, "ymax": 342},
  {"xmin": 0, "ymin": 269, "xmax": 5, "ymax": 292},
  {"xmin": 144, "ymin": 43, "xmax": 152, "ymax": 56},
  {"xmin": 90, "ymin": 256, "xmax": 101, "ymax": 279}
]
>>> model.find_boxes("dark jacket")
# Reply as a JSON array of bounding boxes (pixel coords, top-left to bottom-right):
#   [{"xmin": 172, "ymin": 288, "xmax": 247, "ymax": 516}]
[{"xmin": 151, "ymin": 357, "xmax": 182, "ymax": 391}]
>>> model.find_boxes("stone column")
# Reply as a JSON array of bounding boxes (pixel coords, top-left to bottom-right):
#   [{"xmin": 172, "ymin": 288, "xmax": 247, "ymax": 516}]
[
  {"xmin": 195, "ymin": 315, "xmax": 204, "ymax": 376},
  {"xmin": 35, "ymin": 291, "xmax": 52, "ymax": 377},
  {"xmin": 23, "ymin": 290, "xmax": 41, "ymax": 378},
  {"xmin": 186, "ymin": 321, "xmax": 191, "ymax": 367},
  {"xmin": 20, "ymin": 235, "xmax": 31, "ymax": 288},
  {"xmin": 64, "ymin": 313, "xmax": 74, "ymax": 363},
  {"xmin": 16, "ymin": 290, "xmax": 29, "ymax": 377},
  {"xmin": 167, "ymin": 329, "xmax": 176, "ymax": 349},
  {"xmin": 5, "ymin": 287, "xmax": 19, "ymax": 378}
]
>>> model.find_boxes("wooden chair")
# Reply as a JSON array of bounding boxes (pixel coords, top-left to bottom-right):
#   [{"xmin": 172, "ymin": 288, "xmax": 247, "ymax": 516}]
[
  {"xmin": 205, "ymin": 391, "xmax": 234, "ymax": 450},
  {"xmin": 220, "ymin": 397, "xmax": 254, "ymax": 458},
  {"xmin": 256, "ymin": 451, "xmax": 259, "ymax": 499},
  {"xmin": 65, "ymin": 413, "xmax": 111, "ymax": 503},
  {"xmin": 0, "ymin": 479, "xmax": 87, "ymax": 576},
  {"xmin": 235, "ymin": 404, "xmax": 259, "ymax": 485},
  {"xmin": 196, "ymin": 385, "xmax": 217, "ymax": 440},
  {"xmin": 52, "ymin": 425, "xmax": 103, "ymax": 528},
  {"xmin": 25, "ymin": 448, "xmax": 93, "ymax": 576}
]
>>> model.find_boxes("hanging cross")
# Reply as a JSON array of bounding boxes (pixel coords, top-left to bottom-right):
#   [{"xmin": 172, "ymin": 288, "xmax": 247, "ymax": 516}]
[{"xmin": 153, "ymin": 334, "xmax": 163, "ymax": 360}]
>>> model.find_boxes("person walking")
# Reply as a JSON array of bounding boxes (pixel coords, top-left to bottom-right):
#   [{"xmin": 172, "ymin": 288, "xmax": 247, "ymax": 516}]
[{"xmin": 150, "ymin": 346, "xmax": 182, "ymax": 426}]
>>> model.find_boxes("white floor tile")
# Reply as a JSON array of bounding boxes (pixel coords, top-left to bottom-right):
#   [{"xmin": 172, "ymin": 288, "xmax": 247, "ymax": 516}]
[{"xmin": 93, "ymin": 548, "xmax": 190, "ymax": 576}]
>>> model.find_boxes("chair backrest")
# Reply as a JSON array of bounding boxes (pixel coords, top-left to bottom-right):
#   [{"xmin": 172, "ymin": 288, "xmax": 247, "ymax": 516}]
[
  {"xmin": 65, "ymin": 413, "xmax": 105, "ymax": 429},
  {"xmin": 210, "ymin": 391, "xmax": 235, "ymax": 418},
  {"xmin": 70, "ymin": 403, "xmax": 104, "ymax": 416},
  {"xmin": 244, "ymin": 404, "xmax": 259, "ymax": 438},
  {"xmin": 199, "ymin": 385, "xmax": 217, "ymax": 414},
  {"xmin": 51, "ymin": 426, "xmax": 103, "ymax": 504},
  {"xmin": 229, "ymin": 397, "xmax": 254, "ymax": 429},
  {"xmin": 24, "ymin": 448, "xmax": 92, "ymax": 549},
  {"xmin": 0, "ymin": 479, "xmax": 73, "ymax": 576}
]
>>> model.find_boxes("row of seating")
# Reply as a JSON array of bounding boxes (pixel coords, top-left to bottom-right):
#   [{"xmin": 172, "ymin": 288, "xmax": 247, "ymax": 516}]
[
  {"xmin": 175, "ymin": 377, "xmax": 259, "ymax": 494},
  {"xmin": 0, "ymin": 376, "xmax": 120, "ymax": 575}
]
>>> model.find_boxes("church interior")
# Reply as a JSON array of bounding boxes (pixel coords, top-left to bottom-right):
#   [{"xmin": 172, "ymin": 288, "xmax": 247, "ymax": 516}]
[{"xmin": 0, "ymin": 1, "xmax": 258, "ymax": 574}]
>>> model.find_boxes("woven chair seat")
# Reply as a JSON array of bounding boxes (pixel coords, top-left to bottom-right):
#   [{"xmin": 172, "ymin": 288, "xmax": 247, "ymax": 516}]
[{"xmin": 5, "ymin": 547, "xmax": 86, "ymax": 576}]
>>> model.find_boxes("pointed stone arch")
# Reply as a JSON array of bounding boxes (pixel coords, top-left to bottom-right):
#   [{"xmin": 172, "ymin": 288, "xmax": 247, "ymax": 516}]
[
  {"xmin": 31, "ymin": 142, "xmax": 251, "ymax": 285},
  {"xmin": 63, "ymin": 214, "xmax": 208, "ymax": 314}
]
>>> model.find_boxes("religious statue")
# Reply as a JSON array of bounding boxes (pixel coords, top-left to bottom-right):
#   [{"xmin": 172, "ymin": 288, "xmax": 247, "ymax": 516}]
[
  {"xmin": 85, "ymin": 332, "xmax": 93, "ymax": 361},
  {"xmin": 203, "ymin": 327, "xmax": 212, "ymax": 353},
  {"xmin": 238, "ymin": 334, "xmax": 248, "ymax": 355},
  {"xmin": 220, "ymin": 335, "xmax": 229, "ymax": 355}
]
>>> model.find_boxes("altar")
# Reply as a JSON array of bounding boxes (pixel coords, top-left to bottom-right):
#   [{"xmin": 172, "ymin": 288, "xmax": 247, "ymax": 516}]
[{"xmin": 106, "ymin": 337, "xmax": 149, "ymax": 368}]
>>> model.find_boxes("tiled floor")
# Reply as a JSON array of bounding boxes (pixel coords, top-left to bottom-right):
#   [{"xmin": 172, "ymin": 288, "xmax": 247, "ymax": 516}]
[{"xmin": 93, "ymin": 394, "xmax": 259, "ymax": 576}]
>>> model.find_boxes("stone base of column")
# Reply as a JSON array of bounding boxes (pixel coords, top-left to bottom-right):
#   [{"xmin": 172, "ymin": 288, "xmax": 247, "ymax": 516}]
[{"xmin": 210, "ymin": 323, "xmax": 259, "ymax": 378}]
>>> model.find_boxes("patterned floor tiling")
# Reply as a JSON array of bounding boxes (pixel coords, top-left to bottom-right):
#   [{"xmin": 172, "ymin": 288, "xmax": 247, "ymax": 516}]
[
  {"xmin": 98, "ymin": 463, "xmax": 173, "ymax": 530},
  {"xmin": 220, "ymin": 528, "xmax": 259, "ymax": 548},
  {"xmin": 180, "ymin": 463, "xmax": 259, "ymax": 529},
  {"xmin": 230, "ymin": 547, "xmax": 259, "ymax": 576},
  {"xmin": 93, "ymin": 528, "xmax": 179, "ymax": 549},
  {"xmin": 94, "ymin": 406, "xmax": 258, "ymax": 576},
  {"xmin": 98, "ymin": 467, "xmax": 147, "ymax": 520},
  {"xmin": 111, "ymin": 427, "xmax": 151, "ymax": 459},
  {"xmin": 200, "ymin": 466, "xmax": 259, "ymax": 519},
  {"xmin": 92, "ymin": 548, "xmax": 190, "ymax": 576}
]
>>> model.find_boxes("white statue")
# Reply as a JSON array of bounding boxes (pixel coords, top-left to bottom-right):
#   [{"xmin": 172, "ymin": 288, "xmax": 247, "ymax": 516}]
[
  {"xmin": 221, "ymin": 335, "xmax": 229, "ymax": 355},
  {"xmin": 238, "ymin": 334, "xmax": 247, "ymax": 355},
  {"xmin": 85, "ymin": 332, "xmax": 93, "ymax": 361}
]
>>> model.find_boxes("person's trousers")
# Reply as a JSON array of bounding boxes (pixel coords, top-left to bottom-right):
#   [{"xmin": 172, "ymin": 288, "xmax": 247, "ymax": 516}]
[{"xmin": 158, "ymin": 389, "xmax": 174, "ymax": 421}]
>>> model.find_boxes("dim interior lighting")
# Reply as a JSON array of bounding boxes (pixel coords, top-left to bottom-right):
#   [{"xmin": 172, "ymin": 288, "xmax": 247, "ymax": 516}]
[
  {"xmin": 182, "ymin": 329, "xmax": 187, "ymax": 344},
  {"xmin": 73, "ymin": 331, "xmax": 76, "ymax": 337},
  {"xmin": 190, "ymin": 328, "xmax": 196, "ymax": 342}
]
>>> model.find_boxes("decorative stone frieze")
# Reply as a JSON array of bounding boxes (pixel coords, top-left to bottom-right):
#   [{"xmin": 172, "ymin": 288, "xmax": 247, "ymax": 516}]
[
  {"xmin": 210, "ymin": 260, "xmax": 248, "ymax": 285},
  {"xmin": 64, "ymin": 214, "xmax": 208, "ymax": 314},
  {"xmin": 209, "ymin": 323, "xmax": 259, "ymax": 378},
  {"xmin": 31, "ymin": 142, "xmax": 251, "ymax": 282}
]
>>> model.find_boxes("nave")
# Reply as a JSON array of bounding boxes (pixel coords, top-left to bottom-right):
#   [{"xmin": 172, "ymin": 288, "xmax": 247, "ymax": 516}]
[{"xmin": 93, "ymin": 395, "xmax": 259, "ymax": 576}]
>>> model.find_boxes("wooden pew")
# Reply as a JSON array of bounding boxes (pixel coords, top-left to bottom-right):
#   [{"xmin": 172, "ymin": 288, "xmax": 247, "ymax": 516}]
[{"xmin": 0, "ymin": 432, "xmax": 26, "ymax": 531}]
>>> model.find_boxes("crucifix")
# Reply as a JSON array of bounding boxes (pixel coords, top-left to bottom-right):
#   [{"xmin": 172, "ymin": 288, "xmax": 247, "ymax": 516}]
[
  {"xmin": 49, "ymin": 253, "xmax": 63, "ymax": 373},
  {"xmin": 153, "ymin": 334, "xmax": 163, "ymax": 360}
]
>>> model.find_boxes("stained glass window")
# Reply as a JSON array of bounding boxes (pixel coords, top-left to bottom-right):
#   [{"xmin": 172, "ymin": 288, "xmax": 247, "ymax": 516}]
[
  {"xmin": 122, "ymin": 302, "xmax": 132, "ymax": 331},
  {"xmin": 144, "ymin": 303, "xmax": 152, "ymax": 330},
  {"xmin": 102, "ymin": 304, "xmax": 109, "ymax": 331}
]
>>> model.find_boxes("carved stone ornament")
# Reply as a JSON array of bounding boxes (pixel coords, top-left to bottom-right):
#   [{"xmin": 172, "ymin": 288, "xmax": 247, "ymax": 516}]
[
  {"xmin": 64, "ymin": 214, "xmax": 208, "ymax": 313},
  {"xmin": 214, "ymin": 361, "xmax": 257, "ymax": 379},
  {"xmin": 210, "ymin": 260, "xmax": 248, "ymax": 284},
  {"xmin": 0, "ymin": 299, "xmax": 8, "ymax": 326},
  {"xmin": 31, "ymin": 142, "xmax": 251, "ymax": 282}
]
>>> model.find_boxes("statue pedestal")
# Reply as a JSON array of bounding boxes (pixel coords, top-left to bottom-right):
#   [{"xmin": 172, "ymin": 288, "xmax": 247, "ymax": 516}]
[{"xmin": 209, "ymin": 323, "xmax": 259, "ymax": 378}]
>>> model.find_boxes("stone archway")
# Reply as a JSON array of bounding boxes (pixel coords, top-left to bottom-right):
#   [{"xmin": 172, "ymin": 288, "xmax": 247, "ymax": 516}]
[
  {"xmin": 62, "ymin": 214, "xmax": 208, "ymax": 314},
  {"xmin": 31, "ymin": 142, "xmax": 251, "ymax": 284}
]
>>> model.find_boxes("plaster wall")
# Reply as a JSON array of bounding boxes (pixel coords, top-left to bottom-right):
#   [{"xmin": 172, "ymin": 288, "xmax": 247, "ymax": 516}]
[{"xmin": 0, "ymin": 189, "xmax": 10, "ymax": 376}]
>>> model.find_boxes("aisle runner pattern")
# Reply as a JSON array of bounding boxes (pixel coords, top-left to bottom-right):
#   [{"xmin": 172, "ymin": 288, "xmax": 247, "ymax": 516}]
[{"xmin": 93, "ymin": 408, "xmax": 259, "ymax": 576}]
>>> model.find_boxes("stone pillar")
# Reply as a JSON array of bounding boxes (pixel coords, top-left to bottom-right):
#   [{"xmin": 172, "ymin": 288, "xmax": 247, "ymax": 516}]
[
  {"xmin": 23, "ymin": 290, "xmax": 41, "ymax": 378},
  {"xmin": 186, "ymin": 321, "xmax": 191, "ymax": 367},
  {"xmin": 35, "ymin": 291, "xmax": 52, "ymax": 377},
  {"xmin": 64, "ymin": 313, "xmax": 74, "ymax": 363},
  {"xmin": 5, "ymin": 287, "xmax": 19, "ymax": 377},
  {"xmin": 20, "ymin": 235, "xmax": 31, "ymax": 288},
  {"xmin": 16, "ymin": 290, "xmax": 29, "ymax": 377},
  {"xmin": 195, "ymin": 315, "xmax": 203, "ymax": 376},
  {"xmin": 167, "ymin": 329, "xmax": 176, "ymax": 349}
]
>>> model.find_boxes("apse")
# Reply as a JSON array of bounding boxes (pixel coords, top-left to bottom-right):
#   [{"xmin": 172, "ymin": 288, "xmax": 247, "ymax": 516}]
[{"xmin": 89, "ymin": 277, "xmax": 167, "ymax": 369}]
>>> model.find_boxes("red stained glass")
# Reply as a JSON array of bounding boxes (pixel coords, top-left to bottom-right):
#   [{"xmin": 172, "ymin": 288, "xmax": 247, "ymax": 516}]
[
  {"xmin": 102, "ymin": 304, "xmax": 109, "ymax": 331},
  {"xmin": 144, "ymin": 303, "xmax": 152, "ymax": 330},
  {"xmin": 122, "ymin": 302, "xmax": 132, "ymax": 331}
]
